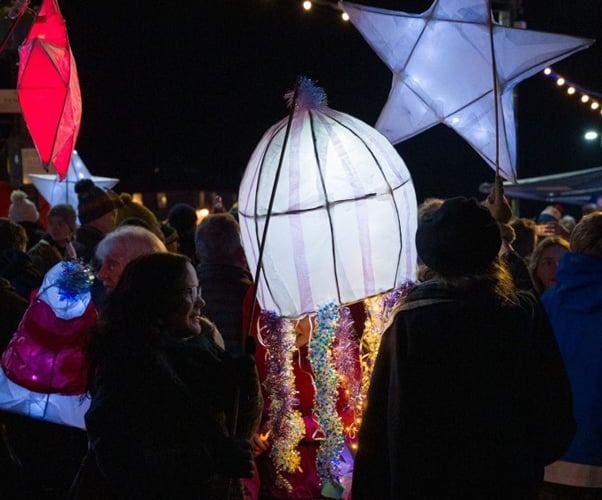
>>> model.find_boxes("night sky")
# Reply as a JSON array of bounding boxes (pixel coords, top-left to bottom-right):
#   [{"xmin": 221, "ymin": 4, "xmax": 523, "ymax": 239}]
[{"xmin": 59, "ymin": 0, "xmax": 602, "ymax": 210}]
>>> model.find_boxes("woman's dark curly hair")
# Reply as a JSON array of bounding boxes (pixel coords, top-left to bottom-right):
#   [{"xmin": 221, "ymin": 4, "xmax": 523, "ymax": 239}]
[{"xmin": 87, "ymin": 252, "xmax": 192, "ymax": 391}]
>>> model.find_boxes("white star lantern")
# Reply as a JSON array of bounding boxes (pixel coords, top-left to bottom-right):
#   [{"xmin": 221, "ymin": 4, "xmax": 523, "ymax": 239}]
[
  {"xmin": 340, "ymin": 0, "xmax": 593, "ymax": 182},
  {"xmin": 30, "ymin": 150, "xmax": 119, "ymax": 223}
]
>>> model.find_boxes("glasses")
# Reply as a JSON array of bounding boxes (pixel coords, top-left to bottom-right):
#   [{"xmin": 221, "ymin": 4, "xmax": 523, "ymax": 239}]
[{"xmin": 183, "ymin": 286, "xmax": 204, "ymax": 303}]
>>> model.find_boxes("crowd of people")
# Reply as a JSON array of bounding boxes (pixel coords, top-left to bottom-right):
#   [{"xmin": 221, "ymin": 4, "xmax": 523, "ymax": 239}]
[{"xmin": 0, "ymin": 179, "xmax": 600, "ymax": 500}]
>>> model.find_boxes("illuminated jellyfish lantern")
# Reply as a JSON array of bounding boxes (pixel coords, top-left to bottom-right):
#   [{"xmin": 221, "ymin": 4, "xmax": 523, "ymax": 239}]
[{"xmin": 239, "ymin": 78, "xmax": 418, "ymax": 318}]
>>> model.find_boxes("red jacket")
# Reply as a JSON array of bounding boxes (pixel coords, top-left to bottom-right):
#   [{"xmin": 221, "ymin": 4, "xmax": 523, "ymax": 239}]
[{"xmin": 242, "ymin": 285, "xmax": 362, "ymax": 499}]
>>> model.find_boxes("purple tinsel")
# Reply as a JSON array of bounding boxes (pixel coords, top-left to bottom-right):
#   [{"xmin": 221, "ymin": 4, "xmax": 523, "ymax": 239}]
[{"xmin": 259, "ymin": 310, "xmax": 304, "ymax": 485}]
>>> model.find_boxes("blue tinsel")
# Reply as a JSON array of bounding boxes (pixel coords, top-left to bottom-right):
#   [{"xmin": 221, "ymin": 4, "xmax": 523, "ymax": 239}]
[{"xmin": 55, "ymin": 261, "xmax": 95, "ymax": 302}]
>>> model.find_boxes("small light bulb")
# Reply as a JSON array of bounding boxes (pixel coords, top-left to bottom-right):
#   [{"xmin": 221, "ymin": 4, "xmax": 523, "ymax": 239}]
[
  {"xmin": 556, "ymin": 78, "xmax": 565, "ymax": 86},
  {"xmin": 302, "ymin": 1, "xmax": 312, "ymax": 11},
  {"xmin": 581, "ymin": 95, "xmax": 590, "ymax": 103},
  {"xmin": 543, "ymin": 67, "xmax": 552, "ymax": 75},
  {"xmin": 567, "ymin": 87, "xmax": 576, "ymax": 95},
  {"xmin": 342, "ymin": 12, "xmax": 350, "ymax": 21},
  {"xmin": 591, "ymin": 102, "xmax": 599, "ymax": 110}
]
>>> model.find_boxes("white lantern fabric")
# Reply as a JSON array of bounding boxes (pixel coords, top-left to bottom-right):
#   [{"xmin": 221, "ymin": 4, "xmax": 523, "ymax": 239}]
[
  {"xmin": 0, "ymin": 373, "xmax": 89, "ymax": 429},
  {"xmin": 340, "ymin": 0, "xmax": 593, "ymax": 182},
  {"xmin": 30, "ymin": 150, "xmax": 118, "ymax": 223},
  {"xmin": 239, "ymin": 79, "xmax": 417, "ymax": 318}
]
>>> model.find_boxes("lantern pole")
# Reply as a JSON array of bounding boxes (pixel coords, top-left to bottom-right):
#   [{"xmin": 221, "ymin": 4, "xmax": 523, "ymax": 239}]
[
  {"xmin": 488, "ymin": 0, "xmax": 501, "ymax": 181},
  {"xmin": 487, "ymin": 0, "xmax": 512, "ymax": 219},
  {"xmin": 244, "ymin": 76, "xmax": 302, "ymax": 346}
]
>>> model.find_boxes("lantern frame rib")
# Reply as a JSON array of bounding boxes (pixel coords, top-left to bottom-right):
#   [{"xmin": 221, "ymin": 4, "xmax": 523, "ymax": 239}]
[{"xmin": 239, "ymin": 78, "xmax": 418, "ymax": 318}]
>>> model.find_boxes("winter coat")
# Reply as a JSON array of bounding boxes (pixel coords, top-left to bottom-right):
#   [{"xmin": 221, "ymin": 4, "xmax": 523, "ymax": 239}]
[
  {"xmin": 0, "ymin": 278, "xmax": 28, "ymax": 351},
  {"xmin": 28, "ymin": 235, "xmax": 83, "ymax": 275},
  {"xmin": 82, "ymin": 332, "xmax": 262, "ymax": 500},
  {"xmin": 352, "ymin": 280, "xmax": 575, "ymax": 500},
  {"xmin": 196, "ymin": 263, "xmax": 252, "ymax": 354},
  {"xmin": 75, "ymin": 225, "xmax": 105, "ymax": 264},
  {"xmin": 0, "ymin": 248, "xmax": 42, "ymax": 299},
  {"xmin": 541, "ymin": 253, "xmax": 602, "ymax": 466}
]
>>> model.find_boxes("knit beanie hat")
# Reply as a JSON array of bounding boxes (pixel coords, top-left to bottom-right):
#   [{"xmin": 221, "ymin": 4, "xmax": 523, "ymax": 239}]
[
  {"xmin": 74, "ymin": 179, "xmax": 117, "ymax": 224},
  {"xmin": 537, "ymin": 204, "xmax": 563, "ymax": 224},
  {"xmin": 115, "ymin": 193, "xmax": 159, "ymax": 228},
  {"xmin": 9, "ymin": 189, "xmax": 39, "ymax": 223},
  {"xmin": 160, "ymin": 222, "xmax": 179, "ymax": 245},
  {"xmin": 167, "ymin": 203, "xmax": 198, "ymax": 233},
  {"xmin": 416, "ymin": 197, "xmax": 502, "ymax": 277},
  {"xmin": 48, "ymin": 203, "xmax": 77, "ymax": 230}
]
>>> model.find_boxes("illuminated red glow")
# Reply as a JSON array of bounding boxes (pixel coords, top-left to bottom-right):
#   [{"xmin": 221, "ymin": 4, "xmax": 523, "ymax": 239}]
[{"xmin": 17, "ymin": 0, "xmax": 82, "ymax": 181}]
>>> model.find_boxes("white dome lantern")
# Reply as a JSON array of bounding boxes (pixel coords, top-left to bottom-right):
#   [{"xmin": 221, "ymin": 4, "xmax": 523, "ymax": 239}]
[{"xmin": 239, "ymin": 78, "xmax": 417, "ymax": 318}]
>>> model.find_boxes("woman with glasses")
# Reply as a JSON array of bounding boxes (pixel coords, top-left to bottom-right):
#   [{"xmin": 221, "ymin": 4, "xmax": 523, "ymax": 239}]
[{"xmin": 74, "ymin": 252, "xmax": 262, "ymax": 499}]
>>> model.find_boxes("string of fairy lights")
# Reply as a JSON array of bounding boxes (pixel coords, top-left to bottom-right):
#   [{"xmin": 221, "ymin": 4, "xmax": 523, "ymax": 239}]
[
  {"xmin": 299, "ymin": 2, "xmax": 602, "ymax": 119},
  {"xmin": 543, "ymin": 67, "xmax": 602, "ymax": 118},
  {"xmin": 301, "ymin": 0, "xmax": 349, "ymax": 21}
]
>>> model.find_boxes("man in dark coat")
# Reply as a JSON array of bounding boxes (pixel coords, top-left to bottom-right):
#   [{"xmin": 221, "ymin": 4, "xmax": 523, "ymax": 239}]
[
  {"xmin": 195, "ymin": 213, "xmax": 252, "ymax": 354},
  {"xmin": 0, "ymin": 277, "xmax": 27, "ymax": 350},
  {"xmin": 0, "ymin": 218, "xmax": 42, "ymax": 299},
  {"xmin": 352, "ymin": 197, "xmax": 575, "ymax": 500}
]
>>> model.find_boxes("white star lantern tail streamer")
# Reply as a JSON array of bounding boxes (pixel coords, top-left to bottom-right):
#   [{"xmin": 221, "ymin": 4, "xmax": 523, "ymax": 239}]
[{"xmin": 340, "ymin": 0, "xmax": 594, "ymax": 182}]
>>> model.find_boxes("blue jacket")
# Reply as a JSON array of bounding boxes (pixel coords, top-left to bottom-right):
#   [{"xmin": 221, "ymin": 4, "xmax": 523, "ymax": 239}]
[{"xmin": 542, "ymin": 252, "xmax": 602, "ymax": 465}]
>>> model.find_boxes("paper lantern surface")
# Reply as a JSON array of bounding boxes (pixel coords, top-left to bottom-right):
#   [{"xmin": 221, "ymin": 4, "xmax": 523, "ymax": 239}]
[
  {"xmin": 239, "ymin": 79, "xmax": 417, "ymax": 318},
  {"xmin": 17, "ymin": 0, "xmax": 81, "ymax": 181},
  {"xmin": 30, "ymin": 151, "xmax": 119, "ymax": 224},
  {"xmin": 341, "ymin": 0, "xmax": 593, "ymax": 182}
]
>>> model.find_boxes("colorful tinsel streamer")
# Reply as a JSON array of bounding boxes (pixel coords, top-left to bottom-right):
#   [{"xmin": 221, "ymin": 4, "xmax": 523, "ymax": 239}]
[
  {"xmin": 54, "ymin": 261, "xmax": 95, "ymax": 302},
  {"xmin": 332, "ymin": 305, "xmax": 362, "ymax": 439},
  {"xmin": 360, "ymin": 283, "xmax": 414, "ymax": 417},
  {"xmin": 310, "ymin": 303, "xmax": 345, "ymax": 488},
  {"xmin": 259, "ymin": 310, "xmax": 305, "ymax": 492}
]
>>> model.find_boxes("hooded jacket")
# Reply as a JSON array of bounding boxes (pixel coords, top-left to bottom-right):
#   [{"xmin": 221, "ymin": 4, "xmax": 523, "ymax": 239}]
[{"xmin": 541, "ymin": 253, "xmax": 602, "ymax": 465}]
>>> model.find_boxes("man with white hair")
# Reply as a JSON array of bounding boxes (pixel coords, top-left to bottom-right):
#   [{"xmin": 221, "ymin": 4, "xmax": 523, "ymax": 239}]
[
  {"xmin": 95, "ymin": 225, "xmax": 167, "ymax": 293},
  {"xmin": 94, "ymin": 225, "xmax": 225, "ymax": 349}
]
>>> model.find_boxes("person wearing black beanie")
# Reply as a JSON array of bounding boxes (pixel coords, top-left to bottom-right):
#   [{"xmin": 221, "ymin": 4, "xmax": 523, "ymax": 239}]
[
  {"xmin": 74, "ymin": 179, "xmax": 120, "ymax": 264},
  {"xmin": 353, "ymin": 197, "xmax": 575, "ymax": 500},
  {"xmin": 167, "ymin": 203, "xmax": 198, "ymax": 264}
]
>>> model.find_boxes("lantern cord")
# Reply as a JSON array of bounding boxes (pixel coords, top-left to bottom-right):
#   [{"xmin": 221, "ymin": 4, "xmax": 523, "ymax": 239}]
[
  {"xmin": 244, "ymin": 76, "xmax": 303, "ymax": 346},
  {"xmin": 0, "ymin": 0, "xmax": 30, "ymax": 53},
  {"xmin": 227, "ymin": 77, "xmax": 302, "ymax": 500},
  {"xmin": 488, "ymin": 0, "xmax": 501, "ymax": 182}
]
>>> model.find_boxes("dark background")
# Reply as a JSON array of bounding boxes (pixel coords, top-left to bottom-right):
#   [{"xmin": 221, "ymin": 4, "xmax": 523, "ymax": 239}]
[{"xmin": 57, "ymin": 0, "xmax": 602, "ymax": 211}]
